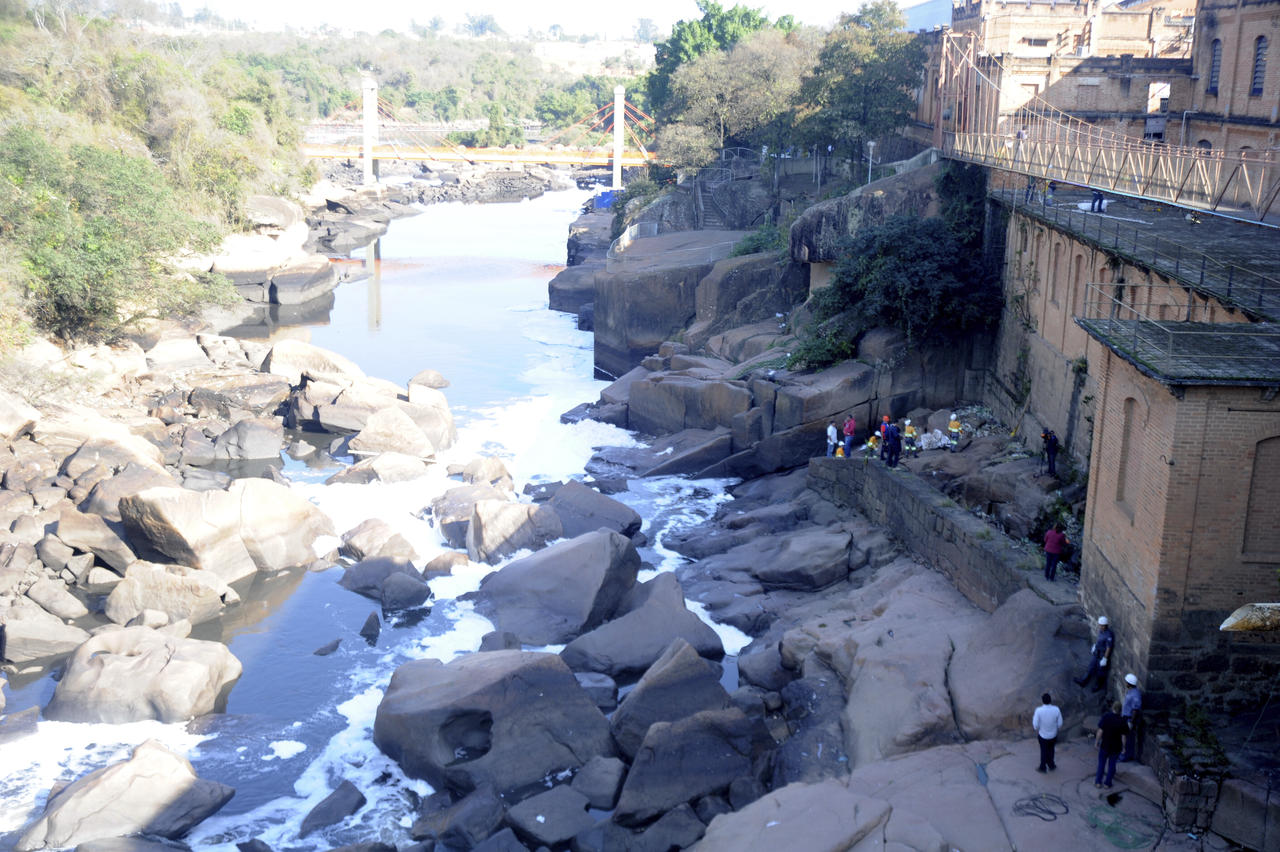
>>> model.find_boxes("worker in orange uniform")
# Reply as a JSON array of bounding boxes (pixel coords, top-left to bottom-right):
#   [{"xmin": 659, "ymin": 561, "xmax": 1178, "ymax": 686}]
[
  {"xmin": 947, "ymin": 413, "xmax": 962, "ymax": 452},
  {"xmin": 903, "ymin": 419, "xmax": 920, "ymax": 458},
  {"xmin": 863, "ymin": 431, "xmax": 881, "ymax": 460}
]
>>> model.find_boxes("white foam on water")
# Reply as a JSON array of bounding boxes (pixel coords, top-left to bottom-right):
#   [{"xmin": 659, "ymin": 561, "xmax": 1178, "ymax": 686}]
[
  {"xmin": 0, "ymin": 719, "xmax": 210, "ymax": 837},
  {"xmin": 263, "ymin": 740, "xmax": 307, "ymax": 761}
]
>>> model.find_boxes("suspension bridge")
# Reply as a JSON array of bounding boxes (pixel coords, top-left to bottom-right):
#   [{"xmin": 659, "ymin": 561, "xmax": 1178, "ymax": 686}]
[
  {"xmin": 932, "ymin": 33, "xmax": 1280, "ymax": 227},
  {"xmin": 302, "ymin": 77, "xmax": 656, "ymax": 187}
]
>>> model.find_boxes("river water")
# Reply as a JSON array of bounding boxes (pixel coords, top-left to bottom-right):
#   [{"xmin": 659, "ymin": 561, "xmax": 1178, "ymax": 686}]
[{"xmin": 0, "ymin": 188, "xmax": 748, "ymax": 851}]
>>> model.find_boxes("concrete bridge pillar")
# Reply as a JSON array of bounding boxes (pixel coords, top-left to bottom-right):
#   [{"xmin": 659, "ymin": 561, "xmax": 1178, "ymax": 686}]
[
  {"xmin": 362, "ymin": 72, "xmax": 378, "ymax": 186},
  {"xmin": 613, "ymin": 85, "xmax": 625, "ymax": 190}
]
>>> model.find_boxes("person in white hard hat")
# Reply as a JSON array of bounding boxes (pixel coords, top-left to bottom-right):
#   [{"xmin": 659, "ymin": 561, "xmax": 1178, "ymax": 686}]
[
  {"xmin": 1074, "ymin": 615, "xmax": 1114, "ymax": 692},
  {"xmin": 1120, "ymin": 673, "xmax": 1143, "ymax": 762}
]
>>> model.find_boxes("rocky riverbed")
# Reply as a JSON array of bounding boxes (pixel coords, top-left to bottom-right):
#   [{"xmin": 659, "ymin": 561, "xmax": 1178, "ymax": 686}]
[{"xmin": 0, "ymin": 171, "xmax": 1229, "ymax": 852}]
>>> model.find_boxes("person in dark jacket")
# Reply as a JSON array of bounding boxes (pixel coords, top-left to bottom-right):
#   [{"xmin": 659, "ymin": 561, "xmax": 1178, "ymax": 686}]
[
  {"xmin": 1074, "ymin": 615, "xmax": 1114, "ymax": 692},
  {"xmin": 885, "ymin": 422, "xmax": 902, "ymax": 468},
  {"xmin": 1042, "ymin": 429, "xmax": 1060, "ymax": 476},
  {"xmin": 1095, "ymin": 702, "xmax": 1129, "ymax": 788}
]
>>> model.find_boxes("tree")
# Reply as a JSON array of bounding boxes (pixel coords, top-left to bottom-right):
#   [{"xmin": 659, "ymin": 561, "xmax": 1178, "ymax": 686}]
[
  {"xmin": 794, "ymin": 0, "xmax": 924, "ymax": 165},
  {"xmin": 788, "ymin": 214, "xmax": 999, "ymax": 368},
  {"xmin": 634, "ymin": 18, "xmax": 660, "ymax": 43},
  {"xmin": 463, "ymin": 14, "xmax": 503, "ymax": 37},
  {"xmin": 665, "ymin": 27, "xmax": 819, "ymax": 151},
  {"xmin": 648, "ymin": 0, "xmax": 771, "ymax": 118},
  {"xmin": 0, "ymin": 127, "xmax": 231, "ymax": 340}
]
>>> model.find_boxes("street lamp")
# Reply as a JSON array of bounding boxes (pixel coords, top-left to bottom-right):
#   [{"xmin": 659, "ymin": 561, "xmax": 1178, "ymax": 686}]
[{"xmin": 865, "ymin": 140, "xmax": 877, "ymax": 185}]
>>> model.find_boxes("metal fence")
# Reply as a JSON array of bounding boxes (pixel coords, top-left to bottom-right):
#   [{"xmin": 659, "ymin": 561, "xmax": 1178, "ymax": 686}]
[{"xmin": 995, "ymin": 187, "xmax": 1280, "ymax": 322}]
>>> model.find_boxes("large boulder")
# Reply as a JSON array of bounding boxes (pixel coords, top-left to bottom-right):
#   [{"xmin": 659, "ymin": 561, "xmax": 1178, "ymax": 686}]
[
  {"xmin": 609, "ymin": 639, "xmax": 734, "ymax": 760},
  {"xmin": 691, "ymin": 780, "xmax": 899, "ymax": 851},
  {"xmin": 560, "ymin": 573, "xmax": 724, "ymax": 680},
  {"xmin": 506, "ymin": 785, "xmax": 595, "ymax": 847},
  {"xmin": 326, "ymin": 452, "xmax": 430, "ymax": 485},
  {"xmin": 45, "ymin": 626, "xmax": 242, "ymax": 723},
  {"xmin": 431, "ymin": 484, "xmax": 509, "ymax": 549},
  {"xmin": 465, "ymin": 499, "xmax": 563, "ymax": 565},
  {"xmin": 187, "ymin": 373, "xmax": 291, "ymax": 418},
  {"xmin": 15, "ymin": 739, "xmax": 234, "ymax": 852},
  {"xmin": 338, "ymin": 557, "xmax": 420, "ymax": 600},
  {"xmin": 401, "ymin": 386, "xmax": 456, "ymax": 451},
  {"xmin": 948, "ymin": 589, "xmax": 1085, "ymax": 740},
  {"xmin": 26, "ymin": 577, "xmax": 90, "ymax": 620},
  {"xmin": 339, "ymin": 518, "xmax": 418, "ymax": 562},
  {"xmin": 613, "ymin": 707, "xmax": 773, "ymax": 827},
  {"xmin": 0, "ymin": 597, "xmax": 92, "ymax": 663},
  {"xmin": 212, "ymin": 416, "xmax": 284, "ymax": 461},
  {"xmin": 263, "ymin": 339, "xmax": 364, "ymax": 387},
  {"xmin": 467, "ymin": 530, "xmax": 639, "ymax": 645},
  {"xmin": 119, "ymin": 480, "xmax": 333, "ymax": 584},
  {"xmin": 627, "ymin": 375, "xmax": 752, "ymax": 437},
  {"xmin": 373, "ymin": 650, "xmax": 615, "ymax": 797},
  {"xmin": 80, "ymin": 463, "xmax": 179, "ymax": 522},
  {"xmin": 771, "ymin": 361, "xmax": 876, "ymax": 433},
  {"xmin": 349, "ymin": 407, "xmax": 434, "ymax": 459},
  {"xmin": 102, "ymin": 561, "xmax": 232, "ymax": 626},
  {"xmin": 0, "ymin": 389, "xmax": 39, "ymax": 441},
  {"xmin": 54, "ymin": 508, "xmax": 136, "ymax": 573},
  {"xmin": 752, "ymin": 528, "xmax": 852, "ymax": 591},
  {"xmin": 270, "ymin": 256, "xmax": 339, "ymax": 305},
  {"xmin": 547, "ymin": 480, "xmax": 642, "ymax": 540}
]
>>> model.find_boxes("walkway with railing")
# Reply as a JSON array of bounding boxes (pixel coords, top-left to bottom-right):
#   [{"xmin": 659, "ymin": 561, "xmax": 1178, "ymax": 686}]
[
  {"xmin": 1077, "ymin": 282, "xmax": 1280, "ymax": 385},
  {"xmin": 992, "ymin": 186, "xmax": 1280, "ymax": 322},
  {"xmin": 937, "ymin": 34, "xmax": 1280, "ymax": 226}
]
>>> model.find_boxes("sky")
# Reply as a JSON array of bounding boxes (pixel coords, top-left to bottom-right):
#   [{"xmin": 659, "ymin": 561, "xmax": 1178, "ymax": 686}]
[{"xmin": 183, "ymin": 0, "xmax": 939, "ymax": 39}]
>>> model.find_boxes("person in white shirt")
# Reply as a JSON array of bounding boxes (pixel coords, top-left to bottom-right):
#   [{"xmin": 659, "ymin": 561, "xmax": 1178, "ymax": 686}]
[
  {"xmin": 1033, "ymin": 692, "xmax": 1064, "ymax": 772},
  {"xmin": 826, "ymin": 422, "xmax": 838, "ymax": 457}
]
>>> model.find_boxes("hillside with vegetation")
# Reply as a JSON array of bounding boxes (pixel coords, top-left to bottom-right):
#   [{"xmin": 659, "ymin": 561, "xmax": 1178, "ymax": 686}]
[{"xmin": 0, "ymin": 5, "xmax": 649, "ymax": 344}]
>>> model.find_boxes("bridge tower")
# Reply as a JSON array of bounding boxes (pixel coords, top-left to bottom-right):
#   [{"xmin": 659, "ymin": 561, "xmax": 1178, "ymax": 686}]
[
  {"xmin": 361, "ymin": 72, "xmax": 378, "ymax": 186},
  {"xmin": 613, "ymin": 85, "xmax": 625, "ymax": 190}
]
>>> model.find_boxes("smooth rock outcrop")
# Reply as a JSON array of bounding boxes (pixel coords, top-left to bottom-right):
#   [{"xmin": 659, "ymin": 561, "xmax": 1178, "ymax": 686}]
[
  {"xmin": 560, "ymin": 573, "xmax": 723, "ymax": 679},
  {"xmin": 431, "ymin": 484, "xmax": 509, "ymax": 549},
  {"xmin": 465, "ymin": 499, "xmax": 563, "ymax": 565},
  {"xmin": 45, "ymin": 626, "xmax": 242, "ymax": 723},
  {"xmin": 326, "ymin": 452, "xmax": 429, "ymax": 485},
  {"xmin": 373, "ymin": 650, "xmax": 615, "ymax": 797},
  {"xmin": 103, "ymin": 561, "xmax": 231, "ymax": 626},
  {"xmin": 0, "ymin": 598, "xmax": 92, "ymax": 662},
  {"xmin": 547, "ymin": 479, "xmax": 642, "ymax": 540},
  {"xmin": 15, "ymin": 739, "xmax": 234, "ymax": 852},
  {"xmin": 613, "ymin": 707, "xmax": 772, "ymax": 826},
  {"xmin": 609, "ymin": 639, "xmax": 734, "ymax": 760},
  {"xmin": 349, "ymin": 407, "xmax": 434, "ymax": 459},
  {"xmin": 468, "ymin": 529, "xmax": 639, "ymax": 645},
  {"xmin": 263, "ymin": 339, "xmax": 364, "ymax": 387},
  {"xmin": 212, "ymin": 417, "xmax": 284, "ymax": 461},
  {"xmin": 119, "ymin": 480, "xmax": 333, "ymax": 584}
]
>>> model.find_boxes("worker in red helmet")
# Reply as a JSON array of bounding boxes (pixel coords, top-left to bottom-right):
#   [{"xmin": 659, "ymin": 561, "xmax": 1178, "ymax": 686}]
[{"xmin": 879, "ymin": 415, "xmax": 891, "ymax": 461}]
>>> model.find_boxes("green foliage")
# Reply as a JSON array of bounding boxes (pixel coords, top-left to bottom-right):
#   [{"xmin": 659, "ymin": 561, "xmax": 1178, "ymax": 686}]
[
  {"xmin": 788, "ymin": 215, "xmax": 999, "ymax": 370},
  {"xmin": 731, "ymin": 222, "xmax": 786, "ymax": 257},
  {"xmin": 0, "ymin": 126, "xmax": 232, "ymax": 340},
  {"xmin": 794, "ymin": 1, "xmax": 925, "ymax": 163},
  {"xmin": 649, "ymin": 0, "xmax": 775, "ymax": 117},
  {"xmin": 934, "ymin": 161, "xmax": 988, "ymax": 247},
  {"xmin": 608, "ymin": 178, "xmax": 667, "ymax": 239}
]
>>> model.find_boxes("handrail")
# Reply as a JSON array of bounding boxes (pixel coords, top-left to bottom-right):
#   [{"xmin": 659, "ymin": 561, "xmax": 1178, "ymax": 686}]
[{"xmin": 995, "ymin": 188, "xmax": 1280, "ymax": 322}]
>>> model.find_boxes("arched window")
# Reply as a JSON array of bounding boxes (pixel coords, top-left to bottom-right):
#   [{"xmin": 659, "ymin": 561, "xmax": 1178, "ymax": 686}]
[
  {"xmin": 1208, "ymin": 39, "xmax": 1222, "ymax": 94},
  {"xmin": 1196, "ymin": 139, "xmax": 1213, "ymax": 150},
  {"xmin": 1243, "ymin": 436, "xmax": 1280, "ymax": 555},
  {"xmin": 1116, "ymin": 397, "xmax": 1142, "ymax": 514},
  {"xmin": 1252, "ymin": 36, "xmax": 1269, "ymax": 96}
]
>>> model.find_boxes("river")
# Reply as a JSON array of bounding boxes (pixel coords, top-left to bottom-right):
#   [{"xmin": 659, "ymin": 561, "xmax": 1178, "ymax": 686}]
[{"xmin": 0, "ymin": 188, "xmax": 748, "ymax": 851}]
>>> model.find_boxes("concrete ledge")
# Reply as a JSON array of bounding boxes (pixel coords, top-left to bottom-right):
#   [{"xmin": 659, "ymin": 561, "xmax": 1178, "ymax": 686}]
[{"xmin": 807, "ymin": 456, "xmax": 1036, "ymax": 612}]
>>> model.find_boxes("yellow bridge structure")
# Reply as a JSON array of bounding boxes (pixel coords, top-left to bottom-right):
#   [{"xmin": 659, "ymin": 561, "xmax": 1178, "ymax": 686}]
[
  {"xmin": 303, "ymin": 77, "xmax": 656, "ymax": 186},
  {"xmin": 933, "ymin": 34, "xmax": 1280, "ymax": 227}
]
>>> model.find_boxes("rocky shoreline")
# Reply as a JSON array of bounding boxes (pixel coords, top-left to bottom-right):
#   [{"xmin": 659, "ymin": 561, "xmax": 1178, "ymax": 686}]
[{"xmin": 0, "ymin": 173, "xmax": 1207, "ymax": 852}]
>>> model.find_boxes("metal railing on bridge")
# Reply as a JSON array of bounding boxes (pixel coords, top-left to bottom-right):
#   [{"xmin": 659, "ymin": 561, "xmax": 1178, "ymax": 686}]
[
  {"xmin": 936, "ymin": 34, "xmax": 1280, "ymax": 226},
  {"xmin": 992, "ymin": 187, "xmax": 1280, "ymax": 322},
  {"xmin": 1077, "ymin": 282, "xmax": 1280, "ymax": 385}
]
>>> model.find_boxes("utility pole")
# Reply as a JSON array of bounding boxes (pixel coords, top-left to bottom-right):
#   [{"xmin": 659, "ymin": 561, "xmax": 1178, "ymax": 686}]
[
  {"xmin": 866, "ymin": 140, "xmax": 877, "ymax": 185},
  {"xmin": 361, "ymin": 72, "xmax": 378, "ymax": 187},
  {"xmin": 612, "ymin": 85, "xmax": 625, "ymax": 190}
]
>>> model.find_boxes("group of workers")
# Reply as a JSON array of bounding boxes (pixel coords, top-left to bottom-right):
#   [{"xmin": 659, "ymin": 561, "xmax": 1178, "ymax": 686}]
[{"xmin": 825, "ymin": 412, "xmax": 966, "ymax": 463}]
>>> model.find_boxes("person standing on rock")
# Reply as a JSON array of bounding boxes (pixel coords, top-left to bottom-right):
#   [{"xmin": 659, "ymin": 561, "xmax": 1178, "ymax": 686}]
[
  {"xmin": 947, "ymin": 413, "xmax": 962, "ymax": 452},
  {"xmin": 826, "ymin": 422, "xmax": 838, "ymax": 457},
  {"xmin": 1043, "ymin": 523, "xmax": 1068, "ymax": 582},
  {"xmin": 1094, "ymin": 701, "xmax": 1129, "ymax": 788},
  {"xmin": 1120, "ymin": 673, "xmax": 1143, "ymax": 762},
  {"xmin": 842, "ymin": 414, "xmax": 857, "ymax": 457},
  {"xmin": 903, "ymin": 419, "xmax": 920, "ymax": 458},
  {"xmin": 879, "ymin": 415, "xmax": 891, "ymax": 461},
  {"xmin": 885, "ymin": 421, "xmax": 903, "ymax": 468},
  {"xmin": 1042, "ymin": 429, "xmax": 1060, "ymax": 477},
  {"xmin": 1033, "ymin": 692, "xmax": 1064, "ymax": 773},
  {"xmin": 1074, "ymin": 615, "xmax": 1114, "ymax": 692}
]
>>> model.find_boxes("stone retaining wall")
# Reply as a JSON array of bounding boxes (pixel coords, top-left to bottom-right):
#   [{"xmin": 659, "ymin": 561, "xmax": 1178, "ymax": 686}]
[{"xmin": 806, "ymin": 456, "xmax": 1035, "ymax": 612}]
